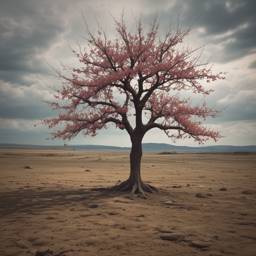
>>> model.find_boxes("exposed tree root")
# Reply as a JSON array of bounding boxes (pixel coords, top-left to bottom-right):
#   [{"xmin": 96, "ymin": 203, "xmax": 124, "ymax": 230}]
[{"xmin": 109, "ymin": 179, "xmax": 158, "ymax": 197}]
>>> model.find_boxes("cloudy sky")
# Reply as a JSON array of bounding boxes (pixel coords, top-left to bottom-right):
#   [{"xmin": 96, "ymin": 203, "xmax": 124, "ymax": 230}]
[{"xmin": 0, "ymin": 0, "xmax": 255, "ymax": 147}]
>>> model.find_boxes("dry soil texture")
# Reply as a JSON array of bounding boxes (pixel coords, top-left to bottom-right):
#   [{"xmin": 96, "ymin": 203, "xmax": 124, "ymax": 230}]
[{"xmin": 0, "ymin": 149, "xmax": 256, "ymax": 256}]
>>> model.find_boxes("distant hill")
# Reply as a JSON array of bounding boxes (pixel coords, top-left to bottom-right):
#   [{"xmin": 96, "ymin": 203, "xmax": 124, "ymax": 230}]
[
  {"xmin": 70, "ymin": 143, "xmax": 256, "ymax": 152},
  {"xmin": 1, "ymin": 143, "xmax": 256, "ymax": 153},
  {"xmin": 141, "ymin": 143, "xmax": 256, "ymax": 152}
]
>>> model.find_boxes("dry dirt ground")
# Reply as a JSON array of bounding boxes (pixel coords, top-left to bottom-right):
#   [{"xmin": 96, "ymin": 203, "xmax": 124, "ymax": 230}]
[{"xmin": 0, "ymin": 149, "xmax": 256, "ymax": 256}]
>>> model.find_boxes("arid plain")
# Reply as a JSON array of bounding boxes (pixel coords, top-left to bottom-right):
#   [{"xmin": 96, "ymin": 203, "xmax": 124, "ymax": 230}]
[{"xmin": 0, "ymin": 149, "xmax": 256, "ymax": 256}]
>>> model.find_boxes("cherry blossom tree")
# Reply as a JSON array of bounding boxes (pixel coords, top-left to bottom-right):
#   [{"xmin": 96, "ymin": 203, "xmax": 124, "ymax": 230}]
[{"xmin": 41, "ymin": 14, "xmax": 225, "ymax": 195}]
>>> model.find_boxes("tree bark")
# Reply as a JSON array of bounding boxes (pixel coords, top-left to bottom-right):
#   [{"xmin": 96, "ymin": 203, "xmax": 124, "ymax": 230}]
[
  {"xmin": 109, "ymin": 134, "xmax": 158, "ymax": 196},
  {"xmin": 129, "ymin": 135, "xmax": 143, "ymax": 186}
]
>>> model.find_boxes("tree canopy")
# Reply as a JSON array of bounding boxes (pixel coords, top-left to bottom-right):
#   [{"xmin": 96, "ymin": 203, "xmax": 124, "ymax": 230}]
[{"xmin": 40, "ymin": 13, "xmax": 226, "ymax": 195}]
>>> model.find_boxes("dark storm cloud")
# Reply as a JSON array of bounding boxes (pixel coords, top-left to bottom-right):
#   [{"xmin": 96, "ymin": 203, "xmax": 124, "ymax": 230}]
[
  {"xmin": 160, "ymin": 0, "xmax": 256, "ymax": 63},
  {"xmin": 0, "ymin": 0, "xmax": 68, "ymax": 84},
  {"xmin": 0, "ymin": 0, "xmax": 109, "ymax": 123}
]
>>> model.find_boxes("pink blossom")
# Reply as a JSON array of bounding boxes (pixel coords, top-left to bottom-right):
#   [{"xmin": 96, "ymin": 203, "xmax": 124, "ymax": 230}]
[{"xmin": 41, "ymin": 13, "xmax": 225, "ymax": 145}]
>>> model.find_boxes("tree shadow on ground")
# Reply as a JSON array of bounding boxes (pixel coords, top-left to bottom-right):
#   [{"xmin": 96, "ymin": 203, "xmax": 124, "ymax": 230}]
[{"xmin": 0, "ymin": 186, "xmax": 133, "ymax": 217}]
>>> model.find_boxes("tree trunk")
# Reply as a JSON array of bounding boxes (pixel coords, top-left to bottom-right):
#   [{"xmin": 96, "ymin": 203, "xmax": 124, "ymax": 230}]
[
  {"xmin": 109, "ymin": 134, "xmax": 158, "ymax": 196},
  {"xmin": 128, "ymin": 135, "xmax": 143, "ymax": 193}
]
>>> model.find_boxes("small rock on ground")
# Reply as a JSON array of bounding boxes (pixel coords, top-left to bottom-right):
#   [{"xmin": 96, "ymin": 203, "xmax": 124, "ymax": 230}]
[
  {"xmin": 164, "ymin": 201, "xmax": 174, "ymax": 205},
  {"xmin": 219, "ymin": 187, "xmax": 227, "ymax": 191},
  {"xmin": 109, "ymin": 211, "xmax": 119, "ymax": 215},
  {"xmin": 196, "ymin": 193, "xmax": 208, "ymax": 198},
  {"xmin": 135, "ymin": 214, "xmax": 145, "ymax": 217},
  {"xmin": 190, "ymin": 240, "xmax": 210, "ymax": 248},
  {"xmin": 84, "ymin": 237, "xmax": 100, "ymax": 245},
  {"xmin": 242, "ymin": 190, "xmax": 254, "ymax": 194},
  {"xmin": 89, "ymin": 204, "xmax": 98, "ymax": 208},
  {"xmin": 187, "ymin": 206, "xmax": 200, "ymax": 211},
  {"xmin": 32, "ymin": 239, "xmax": 49, "ymax": 246},
  {"xmin": 160, "ymin": 233, "xmax": 183, "ymax": 241},
  {"xmin": 156, "ymin": 227, "xmax": 173, "ymax": 233}
]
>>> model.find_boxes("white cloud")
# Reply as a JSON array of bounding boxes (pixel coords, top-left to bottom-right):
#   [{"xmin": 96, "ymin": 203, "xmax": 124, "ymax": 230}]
[
  {"xmin": 222, "ymin": 121, "xmax": 256, "ymax": 138},
  {"xmin": 0, "ymin": 79, "xmax": 55, "ymax": 107},
  {"xmin": 218, "ymin": 90, "xmax": 256, "ymax": 104},
  {"xmin": 0, "ymin": 118, "xmax": 41, "ymax": 131}
]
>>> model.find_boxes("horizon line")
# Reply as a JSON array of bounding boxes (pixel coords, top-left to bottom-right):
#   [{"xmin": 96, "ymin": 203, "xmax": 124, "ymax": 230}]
[{"xmin": 0, "ymin": 142, "xmax": 256, "ymax": 148}]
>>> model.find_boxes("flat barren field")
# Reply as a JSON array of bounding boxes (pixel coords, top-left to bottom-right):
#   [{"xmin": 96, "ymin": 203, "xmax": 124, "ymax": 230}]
[{"xmin": 0, "ymin": 149, "xmax": 256, "ymax": 256}]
